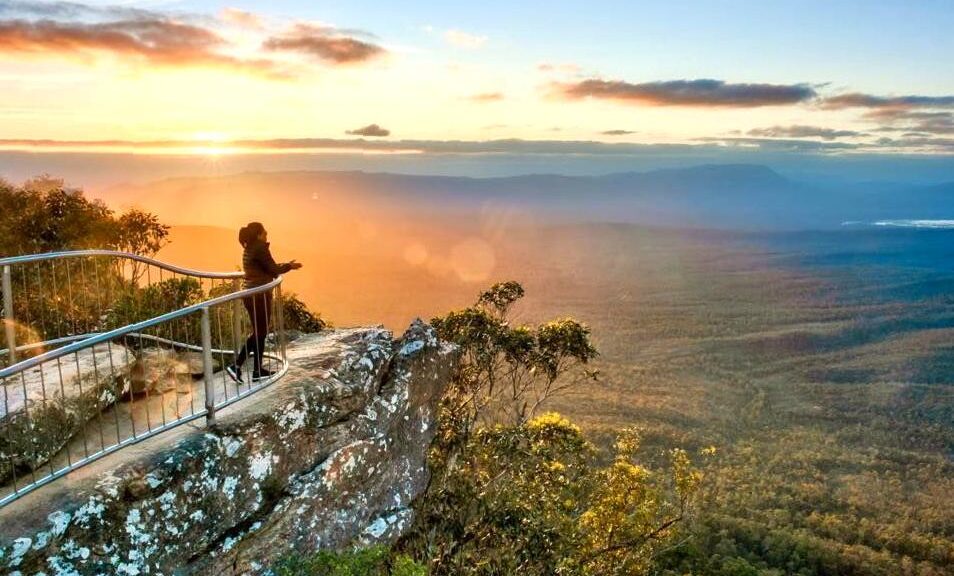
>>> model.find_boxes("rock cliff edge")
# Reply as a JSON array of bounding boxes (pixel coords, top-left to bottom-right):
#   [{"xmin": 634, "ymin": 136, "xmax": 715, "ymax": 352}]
[{"xmin": 0, "ymin": 320, "xmax": 457, "ymax": 576}]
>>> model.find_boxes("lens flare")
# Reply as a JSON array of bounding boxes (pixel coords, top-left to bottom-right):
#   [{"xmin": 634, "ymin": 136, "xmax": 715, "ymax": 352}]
[{"xmin": 449, "ymin": 237, "xmax": 495, "ymax": 282}]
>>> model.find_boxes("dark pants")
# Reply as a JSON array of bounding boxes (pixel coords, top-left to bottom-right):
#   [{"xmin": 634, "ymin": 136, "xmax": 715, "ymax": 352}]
[{"xmin": 235, "ymin": 291, "xmax": 272, "ymax": 373}]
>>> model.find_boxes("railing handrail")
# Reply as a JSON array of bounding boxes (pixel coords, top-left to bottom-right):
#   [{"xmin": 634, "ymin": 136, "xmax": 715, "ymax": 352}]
[
  {"xmin": 0, "ymin": 249, "xmax": 290, "ymax": 508},
  {"xmin": 0, "ymin": 249, "xmax": 244, "ymax": 280},
  {"xmin": 0, "ymin": 276, "xmax": 280, "ymax": 380}
]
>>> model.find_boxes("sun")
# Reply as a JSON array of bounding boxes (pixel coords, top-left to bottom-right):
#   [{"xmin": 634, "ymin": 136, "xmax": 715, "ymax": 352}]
[{"xmin": 189, "ymin": 132, "xmax": 234, "ymax": 157}]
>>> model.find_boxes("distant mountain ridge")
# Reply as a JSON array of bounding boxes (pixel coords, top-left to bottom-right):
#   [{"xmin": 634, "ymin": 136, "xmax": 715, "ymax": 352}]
[{"xmin": 99, "ymin": 164, "xmax": 954, "ymax": 231}]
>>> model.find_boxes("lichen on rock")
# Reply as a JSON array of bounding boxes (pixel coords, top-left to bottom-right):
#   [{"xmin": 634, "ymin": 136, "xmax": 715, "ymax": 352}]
[{"xmin": 0, "ymin": 320, "xmax": 457, "ymax": 575}]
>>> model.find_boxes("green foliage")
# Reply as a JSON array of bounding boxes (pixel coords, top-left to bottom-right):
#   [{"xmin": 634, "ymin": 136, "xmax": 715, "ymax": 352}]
[
  {"xmin": 401, "ymin": 411, "xmax": 701, "ymax": 576},
  {"xmin": 0, "ymin": 177, "xmax": 170, "ymax": 355},
  {"xmin": 0, "ymin": 176, "xmax": 115, "ymax": 255},
  {"xmin": 0, "ymin": 176, "xmax": 168, "ymax": 257},
  {"xmin": 475, "ymin": 280, "xmax": 525, "ymax": 316},
  {"xmin": 396, "ymin": 282, "xmax": 700, "ymax": 576},
  {"xmin": 114, "ymin": 209, "xmax": 170, "ymax": 258},
  {"xmin": 105, "ymin": 278, "xmax": 205, "ymax": 329},
  {"xmin": 273, "ymin": 546, "xmax": 426, "ymax": 576},
  {"xmin": 430, "ymin": 281, "xmax": 598, "ymax": 431},
  {"xmin": 280, "ymin": 292, "xmax": 328, "ymax": 333}
]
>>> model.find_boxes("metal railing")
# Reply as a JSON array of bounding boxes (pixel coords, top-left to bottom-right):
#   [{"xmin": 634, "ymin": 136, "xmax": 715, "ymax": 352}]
[{"xmin": 0, "ymin": 251, "xmax": 289, "ymax": 507}]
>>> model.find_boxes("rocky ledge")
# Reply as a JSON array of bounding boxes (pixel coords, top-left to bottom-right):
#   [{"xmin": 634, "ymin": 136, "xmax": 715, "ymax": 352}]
[{"xmin": 0, "ymin": 320, "xmax": 457, "ymax": 575}]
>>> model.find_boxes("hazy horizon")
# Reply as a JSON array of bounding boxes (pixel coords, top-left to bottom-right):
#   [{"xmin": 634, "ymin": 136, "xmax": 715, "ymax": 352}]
[{"xmin": 3, "ymin": 147, "xmax": 954, "ymax": 193}]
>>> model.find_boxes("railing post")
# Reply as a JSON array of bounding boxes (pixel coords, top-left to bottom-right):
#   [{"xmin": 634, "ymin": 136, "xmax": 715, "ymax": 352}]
[
  {"xmin": 275, "ymin": 283, "xmax": 286, "ymax": 361},
  {"xmin": 231, "ymin": 283, "xmax": 243, "ymax": 357},
  {"xmin": 3, "ymin": 265, "xmax": 16, "ymax": 364},
  {"xmin": 201, "ymin": 306, "xmax": 216, "ymax": 426}
]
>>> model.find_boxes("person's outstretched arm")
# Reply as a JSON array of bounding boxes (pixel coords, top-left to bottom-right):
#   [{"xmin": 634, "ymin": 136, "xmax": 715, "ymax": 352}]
[{"xmin": 254, "ymin": 243, "xmax": 295, "ymax": 277}]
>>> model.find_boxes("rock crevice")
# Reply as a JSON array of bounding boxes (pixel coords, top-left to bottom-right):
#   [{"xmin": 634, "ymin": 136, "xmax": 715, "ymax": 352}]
[{"xmin": 0, "ymin": 320, "xmax": 457, "ymax": 576}]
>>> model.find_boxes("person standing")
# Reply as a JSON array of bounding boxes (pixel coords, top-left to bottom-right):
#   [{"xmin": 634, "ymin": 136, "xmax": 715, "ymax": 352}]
[{"xmin": 226, "ymin": 222, "xmax": 302, "ymax": 382}]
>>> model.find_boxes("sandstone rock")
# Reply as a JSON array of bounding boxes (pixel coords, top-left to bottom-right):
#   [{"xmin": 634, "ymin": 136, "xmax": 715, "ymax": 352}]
[
  {"xmin": 0, "ymin": 321, "xmax": 458, "ymax": 575},
  {"xmin": 175, "ymin": 350, "xmax": 224, "ymax": 378},
  {"xmin": 129, "ymin": 348, "xmax": 186, "ymax": 394},
  {"xmin": 0, "ymin": 343, "xmax": 134, "ymax": 481},
  {"xmin": 129, "ymin": 348, "xmax": 224, "ymax": 393}
]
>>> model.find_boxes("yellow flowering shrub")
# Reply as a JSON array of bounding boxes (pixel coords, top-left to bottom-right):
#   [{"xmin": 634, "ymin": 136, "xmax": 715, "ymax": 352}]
[{"xmin": 397, "ymin": 284, "xmax": 701, "ymax": 575}]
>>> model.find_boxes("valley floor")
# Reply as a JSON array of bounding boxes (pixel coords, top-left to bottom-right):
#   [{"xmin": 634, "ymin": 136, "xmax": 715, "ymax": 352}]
[{"xmin": 162, "ymin": 222, "xmax": 954, "ymax": 575}]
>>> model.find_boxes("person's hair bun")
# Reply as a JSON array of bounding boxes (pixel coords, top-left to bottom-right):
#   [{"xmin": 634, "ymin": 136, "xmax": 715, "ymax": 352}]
[{"xmin": 239, "ymin": 222, "xmax": 265, "ymax": 247}]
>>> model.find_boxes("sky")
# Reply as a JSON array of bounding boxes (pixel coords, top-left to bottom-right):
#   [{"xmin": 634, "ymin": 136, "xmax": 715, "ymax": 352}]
[{"xmin": 0, "ymin": 0, "xmax": 953, "ymax": 182}]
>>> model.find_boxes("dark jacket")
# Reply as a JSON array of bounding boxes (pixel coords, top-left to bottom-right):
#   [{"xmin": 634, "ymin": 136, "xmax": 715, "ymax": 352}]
[{"xmin": 242, "ymin": 240, "xmax": 292, "ymax": 289}]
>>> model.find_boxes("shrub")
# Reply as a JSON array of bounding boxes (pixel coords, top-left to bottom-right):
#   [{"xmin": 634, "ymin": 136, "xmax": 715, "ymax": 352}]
[
  {"xmin": 273, "ymin": 546, "xmax": 425, "ymax": 576},
  {"xmin": 397, "ymin": 282, "xmax": 701, "ymax": 576},
  {"xmin": 280, "ymin": 292, "xmax": 328, "ymax": 333}
]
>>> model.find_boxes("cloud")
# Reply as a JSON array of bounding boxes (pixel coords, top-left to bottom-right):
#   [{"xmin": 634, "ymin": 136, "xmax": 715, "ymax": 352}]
[
  {"xmin": 554, "ymin": 78, "xmax": 817, "ymax": 108},
  {"xmin": 601, "ymin": 129, "xmax": 638, "ymax": 136},
  {"xmin": 0, "ymin": 17, "xmax": 285, "ymax": 76},
  {"xmin": 695, "ymin": 136, "xmax": 858, "ymax": 152},
  {"xmin": 747, "ymin": 125, "xmax": 863, "ymax": 140},
  {"xmin": 443, "ymin": 29, "xmax": 486, "ymax": 49},
  {"xmin": 263, "ymin": 23, "xmax": 385, "ymax": 64},
  {"xmin": 466, "ymin": 92, "xmax": 504, "ymax": 102},
  {"xmin": 0, "ymin": 1, "xmax": 155, "ymax": 21},
  {"xmin": 873, "ymin": 136, "xmax": 954, "ymax": 152},
  {"xmin": 0, "ymin": 2, "xmax": 386, "ymax": 75},
  {"xmin": 863, "ymin": 109, "xmax": 954, "ymax": 135},
  {"xmin": 821, "ymin": 92, "xmax": 954, "ymax": 109},
  {"xmin": 219, "ymin": 7, "xmax": 263, "ymax": 30},
  {"xmin": 346, "ymin": 124, "xmax": 390, "ymax": 137}
]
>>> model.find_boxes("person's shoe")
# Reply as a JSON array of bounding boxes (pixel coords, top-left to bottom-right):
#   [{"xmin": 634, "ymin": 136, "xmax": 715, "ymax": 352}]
[
  {"xmin": 226, "ymin": 364, "xmax": 243, "ymax": 382},
  {"xmin": 251, "ymin": 367, "xmax": 275, "ymax": 381}
]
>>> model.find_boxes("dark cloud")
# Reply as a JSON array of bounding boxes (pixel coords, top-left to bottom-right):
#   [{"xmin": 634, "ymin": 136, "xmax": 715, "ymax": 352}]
[
  {"xmin": 873, "ymin": 136, "xmax": 954, "ymax": 152},
  {"xmin": 822, "ymin": 92, "xmax": 954, "ymax": 109},
  {"xmin": 747, "ymin": 125, "xmax": 863, "ymax": 140},
  {"xmin": 466, "ymin": 92, "xmax": 504, "ymax": 102},
  {"xmin": 554, "ymin": 78, "xmax": 817, "ymax": 107},
  {"xmin": 263, "ymin": 23, "xmax": 384, "ymax": 64},
  {"xmin": 346, "ymin": 124, "xmax": 390, "ymax": 137},
  {"xmin": 0, "ymin": 12, "xmax": 286, "ymax": 77},
  {"xmin": 601, "ymin": 129, "xmax": 638, "ymax": 136},
  {"xmin": 863, "ymin": 109, "xmax": 954, "ymax": 135}
]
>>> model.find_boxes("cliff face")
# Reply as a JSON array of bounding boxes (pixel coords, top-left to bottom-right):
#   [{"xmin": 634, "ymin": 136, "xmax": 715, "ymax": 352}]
[{"xmin": 0, "ymin": 320, "xmax": 457, "ymax": 576}]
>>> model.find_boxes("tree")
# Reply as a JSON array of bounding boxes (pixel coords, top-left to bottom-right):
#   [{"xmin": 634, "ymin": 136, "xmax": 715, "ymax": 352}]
[
  {"xmin": 430, "ymin": 281, "xmax": 598, "ymax": 436},
  {"xmin": 113, "ymin": 208, "xmax": 170, "ymax": 282},
  {"xmin": 0, "ymin": 178, "xmax": 174, "ymax": 351},
  {"xmin": 0, "ymin": 176, "xmax": 115, "ymax": 255},
  {"xmin": 397, "ymin": 282, "xmax": 702, "ymax": 575}
]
